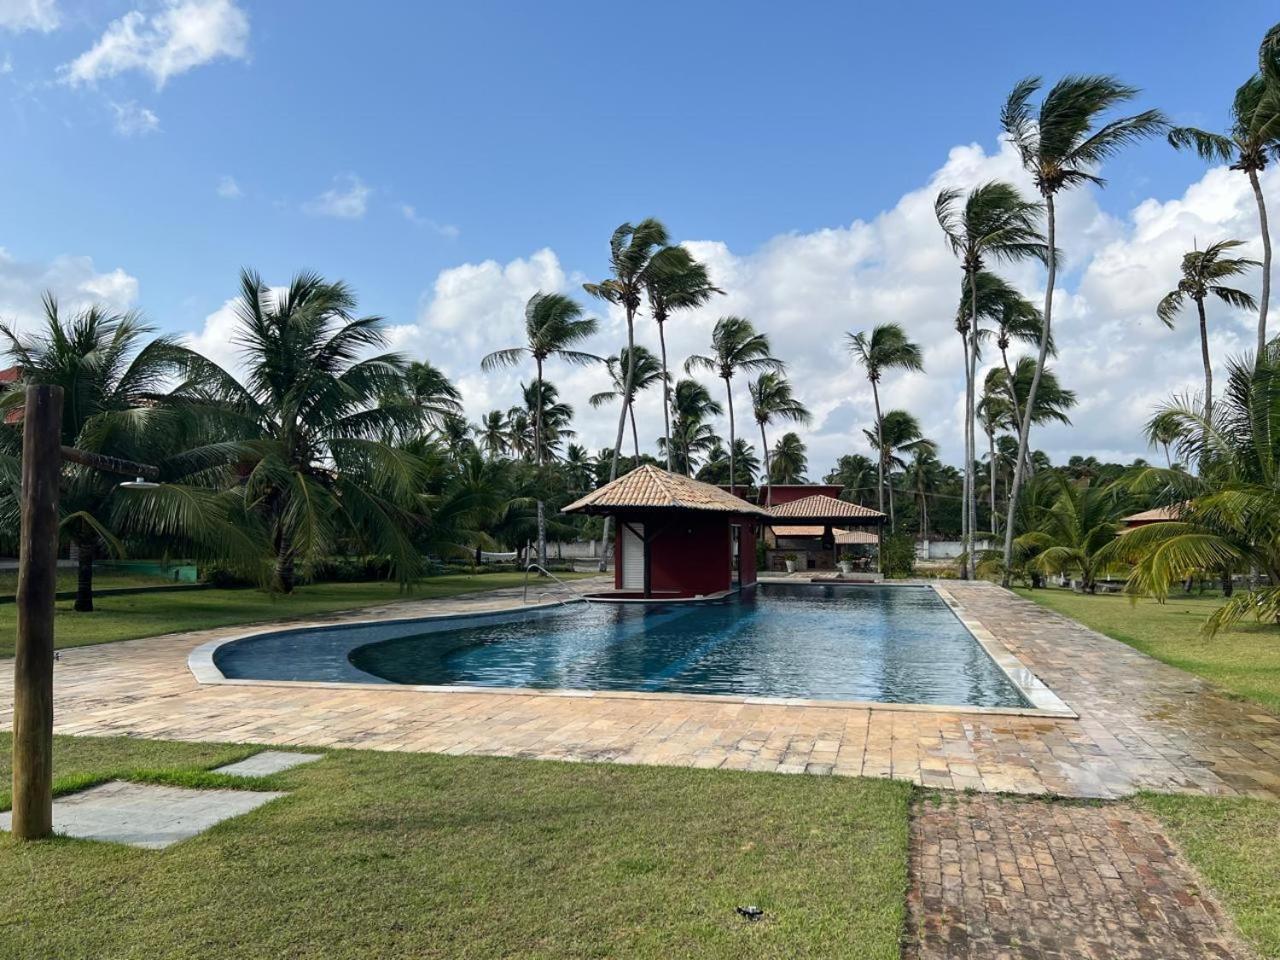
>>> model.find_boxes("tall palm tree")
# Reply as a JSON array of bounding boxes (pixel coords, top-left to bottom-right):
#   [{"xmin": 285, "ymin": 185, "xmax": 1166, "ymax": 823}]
[
  {"xmin": 977, "ymin": 373, "xmax": 1013, "ymax": 535},
  {"xmin": 748, "ymin": 372, "xmax": 811, "ymax": 502},
  {"xmin": 1156, "ymin": 239, "xmax": 1258, "ymax": 449},
  {"xmin": 695, "ymin": 437, "xmax": 760, "ymax": 487},
  {"xmin": 935, "ymin": 182, "xmax": 1048, "ymax": 578},
  {"xmin": 166, "ymin": 270, "xmax": 430, "ymax": 592},
  {"xmin": 0, "ymin": 298, "xmax": 252, "ymax": 610},
  {"xmin": 662, "ymin": 378, "xmax": 723, "ymax": 474},
  {"xmin": 686, "ymin": 316, "xmax": 782, "ymax": 492},
  {"xmin": 1168, "ymin": 72, "xmax": 1280, "ymax": 353},
  {"xmin": 589, "ymin": 345, "xmax": 664, "ymax": 458},
  {"xmin": 481, "ymin": 291, "xmax": 598, "ymax": 567},
  {"xmin": 475, "ymin": 409, "xmax": 510, "ymax": 459},
  {"xmin": 969, "ymin": 270, "xmax": 1052, "ymax": 415},
  {"xmin": 903, "ymin": 441, "xmax": 941, "ymax": 541},
  {"xmin": 862, "ymin": 408, "xmax": 925, "ymax": 531},
  {"xmin": 584, "ymin": 219, "xmax": 672, "ymax": 570},
  {"xmin": 846, "ymin": 323, "xmax": 924, "ymax": 516},
  {"xmin": 825, "ymin": 454, "xmax": 878, "ymax": 507},
  {"xmin": 769, "ymin": 432, "xmax": 808, "ymax": 484},
  {"xmin": 998, "ymin": 74, "xmax": 1167, "ymax": 585},
  {"xmin": 562, "ymin": 443, "xmax": 596, "ymax": 493},
  {"xmin": 645, "ymin": 247, "xmax": 722, "ymax": 469}
]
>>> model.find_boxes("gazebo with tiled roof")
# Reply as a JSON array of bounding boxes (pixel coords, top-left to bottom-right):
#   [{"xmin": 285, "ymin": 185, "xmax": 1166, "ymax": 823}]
[
  {"xmin": 563, "ymin": 464, "xmax": 769, "ymax": 599},
  {"xmin": 763, "ymin": 493, "xmax": 886, "ymax": 572}
]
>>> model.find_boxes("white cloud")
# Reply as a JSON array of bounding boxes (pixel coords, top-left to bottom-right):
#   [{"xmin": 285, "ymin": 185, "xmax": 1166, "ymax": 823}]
[
  {"xmin": 401, "ymin": 204, "xmax": 460, "ymax": 238},
  {"xmin": 60, "ymin": 0, "xmax": 248, "ymax": 89},
  {"xmin": 216, "ymin": 174, "xmax": 241, "ymax": 199},
  {"xmin": 0, "ymin": 247, "xmax": 139, "ymax": 336},
  {"xmin": 303, "ymin": 174, "xmax": 371, "ymax": 219},
  {"xmin": 110, "ymin": 99, "xmax": 159, "ymax": 137},
  {"xmin": 0, "ymin": 0, "xmax": 59, "ymax": 33},
  {"xmin": 0, "ymin": 54, "xmax": 13, "ymax": 75},
  {"xmin": 385, "ymin": 139, "xmax": 1276, "ymax": 477}
]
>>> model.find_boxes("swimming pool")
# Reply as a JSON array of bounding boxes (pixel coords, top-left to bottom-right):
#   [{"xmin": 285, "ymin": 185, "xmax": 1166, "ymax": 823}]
[{"xmin": 211, "ymin": 583, "xmax": 1033, "ymax": 709}]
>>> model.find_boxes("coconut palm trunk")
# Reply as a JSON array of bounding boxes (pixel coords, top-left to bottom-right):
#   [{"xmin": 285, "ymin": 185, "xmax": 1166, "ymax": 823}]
[
  {"xmin": 274, "ymin": 529, "xmax": 295, "ymax": 594},
  {"xmin": 724, "ymin": 376, "xmax": 736, "ymax": 491},
  {"xmin": 988, "ymin": 425, "xmax": 998, "ymax": 536},
  {"xmin": 967, "ymin": 271, "xmax": 981, "ymax": 578},
  {"xmin": 1250, "ymin": 168, "xmax": 1272, "ymax": 354},
  {"xmin": 1002, "ymin": 194, "xmax": 1056, "ymax": 586},
  {"xmin": 1196, "ymin": 296, "xmax": 1213, "ymax": 456},
  {"xmin": 629, "ymin": 403, "xmax": 640, "ymax": 459},
  {"xmin": 74, "ymin": 538, "xmax": 95, "ymax": 613},
  {"xmin": 759, "ymin": 422, "xmax": 771, "ymax": 493},
  {"xmin": 957, "ymin": 330, "xmax": 971, "ymax": 578},
  {"xmin": 601, "ymin": 310, "xmax": 638, "ymax": 572},
  {"xmin": 658, "ymin": 320, "xmax": 673, "ymax": 470},
  {"xmin": 535, "ymin": 357, "xmax": 547, "ymax": 568},
  {"xmin": 870, "ymin": 379, "xmax": 885, "ymax": 514}
]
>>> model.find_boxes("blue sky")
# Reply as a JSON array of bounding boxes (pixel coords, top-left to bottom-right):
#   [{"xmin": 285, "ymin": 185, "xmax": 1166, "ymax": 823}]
[{"xmin": 2, "ymin": 1, "xmax": 1279, "ymax": 469}]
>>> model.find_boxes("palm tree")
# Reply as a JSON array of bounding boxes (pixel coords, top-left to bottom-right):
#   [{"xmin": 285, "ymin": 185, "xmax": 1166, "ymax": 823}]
[
  {"xmin": 686, "ymin": 316, "xmax": 782, "ymax": 492},
  {"xmin": 0, "ymin": 298, "xmax": 252, "ymax": 610},
  {"xmin": 645, "ymin": 247, "xmax": 722, "ymax": 469},
  {"xmin": 402, "ymin": 360, "xmax": 463, "ymax": 425},
  {"xmin": 589, "ymin": 345, "xmax": 664, "ymax": 458},
  {"xmin": 584, "ymin": 219, "xmax": 672, "ymax": 570},
  {"xmin": 990, "ymin": 357, "xmax": 1076, "ymax": 476},
  {"xmin": 481, "ymin": 291, "xmax": 598, "ymax": 567},
  {"xmin": 475, "ymin": 410, "xmax": 509, "ymax": 459},
  {"xmin": 669, "ymin": 378, "xmax": 723, "ymax": 473},
  {"xmin": 769, "ymin": 432, "xmax": 808, "ymax": 484},
  {"xmin": 1156, "ymin": 239, "xmax": 1258, "ymax": 449},
  {"xmin": 748, "ymin": 372, "xmax": 811, "ymax": 502},
  {"xmin": 1120, "ymin": 348, "xmax": 1280, "ymax": 632},
  {"xmin": 862, "ymin": 408, "xmax": 925, "ymax": 531},
  {"xmin": 969, "ymin": 270, "xmax": 1052, "ymax": 417},
  {"xmin": 695, "ymin": 437, "xmax": 760, "ymax": 487},
  {"xmin": 562, "ymin": 443, "xmax": 596, "ymax": 493},
  {"xmin": 825, "ymin": 454, "xmax": 878, "ymax": 506},
  {"xmin": 166, "ymin": 270, "xmax": 430, "ymax": 592},
  {"xmin": 846, "ymin": 323, "xmax": 924, "ymax": 516},
  {"xmin": 935, "ymin": 182, "xmax": 1048, "ymax": 578},
  {"xmin": 1016, "ymin": 473, "xmax": 1130, "ymax": 593},
  {"xmin": 978, "ymin": 373, "xmax": 1013, "ymax": 535},
  {"xmin": 903, "ymin": 442, "xmax": 941, "ymax": 541},
  {"xmin": 998, "ymin": 74, "xmax": 1167, "ymax": 585},
  {"xmin": 520, "ymin": 379, "xmax": 575, "ymax": 463},
  {"xmin": 1168, "ymin": 72, "xmax": 1280, "ymax": 353}
]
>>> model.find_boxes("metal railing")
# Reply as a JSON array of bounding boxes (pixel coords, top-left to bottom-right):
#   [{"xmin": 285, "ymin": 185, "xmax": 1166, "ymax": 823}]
[{"xmin": 522, "ymin": 563, "xmax": 592, "ymax": 606}]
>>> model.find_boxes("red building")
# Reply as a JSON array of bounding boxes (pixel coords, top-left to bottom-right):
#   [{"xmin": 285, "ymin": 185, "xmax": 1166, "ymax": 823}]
[{"xmin": 562, "ymin": 464, "xmax": 769, "ymax": 600}]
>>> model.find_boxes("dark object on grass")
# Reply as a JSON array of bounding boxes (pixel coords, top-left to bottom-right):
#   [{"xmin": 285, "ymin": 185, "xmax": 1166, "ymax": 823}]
[{"xmin": 736, "ymin": 905, "xmax": 764, "ymax": 921}]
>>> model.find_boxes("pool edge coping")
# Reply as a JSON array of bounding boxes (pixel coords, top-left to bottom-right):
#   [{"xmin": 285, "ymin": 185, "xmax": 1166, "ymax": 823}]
[{"xmin": 187, "ymin": 583, "xmax": 1078, "ymax": 720}]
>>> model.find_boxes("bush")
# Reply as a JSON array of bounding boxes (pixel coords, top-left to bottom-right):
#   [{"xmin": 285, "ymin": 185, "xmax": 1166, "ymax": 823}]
[
  {"xmin": 880, "ymin": 534, "xmax": 916, "ymax": 579},
  {"xmin": 199, "ymin": 563, "xmax": 256, "ymax": 589}
]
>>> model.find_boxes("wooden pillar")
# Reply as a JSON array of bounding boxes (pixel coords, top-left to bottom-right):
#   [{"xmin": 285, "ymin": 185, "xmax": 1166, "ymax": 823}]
[{"xmin": 13, "ymin": 384, "xmax": 63, "ymax": 840}]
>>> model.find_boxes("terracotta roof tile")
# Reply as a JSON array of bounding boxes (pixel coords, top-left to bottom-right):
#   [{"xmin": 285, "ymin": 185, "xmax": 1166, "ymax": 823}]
[
  {"xmin": 770, "ymin": 524, "xmax": 879, "ymax": 544},
  {"xmin": 767, "ymin": 494, "xmax": 885, "ymax": 521},
  {"xmin": 562, "ymin": 464, "xmax": 771, "ymax": 517}
]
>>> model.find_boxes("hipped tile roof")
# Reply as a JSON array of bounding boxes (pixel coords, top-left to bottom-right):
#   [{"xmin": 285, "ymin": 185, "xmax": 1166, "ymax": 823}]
[
  {"xmin": 562, "ymin": 464, "xmax": 772, "ymax": 517},
  {"xmin": 766, "ymin": 493, "xmax": 885, "ymax": 522}
]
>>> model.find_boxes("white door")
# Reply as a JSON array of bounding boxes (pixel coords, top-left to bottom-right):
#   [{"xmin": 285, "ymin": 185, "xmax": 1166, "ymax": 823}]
[{"xmin": 621, "ymin": 522, "xmax": 645, "ymax": 590}]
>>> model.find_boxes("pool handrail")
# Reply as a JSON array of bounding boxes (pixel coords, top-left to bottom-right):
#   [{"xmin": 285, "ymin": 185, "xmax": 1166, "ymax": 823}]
[{"xmin": 522, "ymin": 563, "xmax": 591, "ymax": 605}]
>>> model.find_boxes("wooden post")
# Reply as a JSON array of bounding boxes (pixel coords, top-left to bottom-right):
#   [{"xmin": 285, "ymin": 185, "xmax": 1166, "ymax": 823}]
[{"xmin": 12, "ymin": 384, "xmax": 63, "ymax": 840}]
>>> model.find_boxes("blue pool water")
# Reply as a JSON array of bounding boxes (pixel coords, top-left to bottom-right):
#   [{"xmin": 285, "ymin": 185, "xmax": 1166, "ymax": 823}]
[{"xmin": 279, "ymin": 583, "xmax": 1026, "ymax": 708}]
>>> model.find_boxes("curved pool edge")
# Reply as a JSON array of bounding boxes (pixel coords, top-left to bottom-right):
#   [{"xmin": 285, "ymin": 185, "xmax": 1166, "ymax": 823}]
[{"xmin": 186, "ymin": 584, "xmax": 1077, "ymax": 720}]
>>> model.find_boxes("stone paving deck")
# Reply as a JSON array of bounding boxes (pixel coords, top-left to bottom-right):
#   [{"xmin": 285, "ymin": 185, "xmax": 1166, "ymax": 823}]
[
  {"xmin": 2, "ymin": 579, "xmax": 1280, "ymax": 800},
  {"xmin": 0, "ymin": 780, "xmax": 285, "ymax": 849},
  {"xmin": 904, "ymin": 795, "xmax": 1252, "ymax": 959}
]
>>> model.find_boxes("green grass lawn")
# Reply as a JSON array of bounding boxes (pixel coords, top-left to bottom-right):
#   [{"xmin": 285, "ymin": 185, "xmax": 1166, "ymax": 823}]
[
  {"xmin": 1139, "ymin": 793, "xmax": 1280, "ymax": 959},
  {"xmin": 0, "ymin": 572, "xmax": 591, "ymax": 659},
  {"xmin": 0, "ymin": 569, "xmax": 181, "ymax": 596},
  {"xmin": 1013, "ymin": 587, "xmax": 1280, "ymax": 713},
  {"xmin": 0, "ymin": 734, "xmax": 910, "ymax": 960}
]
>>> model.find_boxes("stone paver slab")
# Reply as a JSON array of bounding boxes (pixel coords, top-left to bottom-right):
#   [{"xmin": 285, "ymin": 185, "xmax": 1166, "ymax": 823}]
[
  {"xmin": 905, "ymin": 795, "xmax": 1253, "ymax": 960},
  {"xmin": 0, "ymin": 780, "xmax": 285, "ymax": 849},
  {"xmin": 213, "ymin": 750, "xmax": 323, "ymax": 777}
]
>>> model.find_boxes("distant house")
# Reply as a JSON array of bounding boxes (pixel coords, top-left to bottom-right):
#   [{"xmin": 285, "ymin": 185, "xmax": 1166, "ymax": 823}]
[
  {"xmin": 562, "ymin": 464, "xmax": 769, "ymax": 600},
  {"xmin": 762, "ymin": 491, "xmax": 886, "ymax": 571},
  {"xmin": 1119, "ymin": 504, "xmax": 1185, "ymax": 532}
]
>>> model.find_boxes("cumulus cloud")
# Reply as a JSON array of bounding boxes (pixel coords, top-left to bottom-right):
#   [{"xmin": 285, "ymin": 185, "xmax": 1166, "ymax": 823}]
[
  {"xmin": 60, "ymin": 0, "xmax": 248, "ymax": 89},
  {"xmin": 386, "ymin": 139, "xmax": 1276, "ymax": 476},
  {"xmin": 401, "ymin": 204, "xmax": 459, "ymax": 238},
  {"xmin": 110, "ymin": 99, "xmax": 159, "ymax": 137},
  {"xmin": 0, "ymin": 247, "xmax": 139, "ymax": 335},
  {"xmin": 303, "ymin": 174, "xmax": 370, "ymax": 219},
  {"xmin": 0, "ymin": 0, "xmax": 59, "ymax": 33},
  {"xmin": 216, "ymin": 174, "xmax": 241, "ymax": 198}
]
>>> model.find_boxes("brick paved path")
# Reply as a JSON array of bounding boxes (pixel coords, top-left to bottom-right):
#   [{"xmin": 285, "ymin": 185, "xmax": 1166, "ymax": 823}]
[{"xmin": 905, "ymin": 795, "xmax": 1251, "ymax": 959}]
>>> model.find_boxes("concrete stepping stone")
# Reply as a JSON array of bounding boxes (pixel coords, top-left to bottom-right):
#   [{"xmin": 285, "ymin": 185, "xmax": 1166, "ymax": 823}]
[
  {"xmin": 0, "ymin": 780, "xmax": 284, "ymax": 849},
  {"xmin": 213, "ymin": 751, "xmax": 322, "ymax": 778}
]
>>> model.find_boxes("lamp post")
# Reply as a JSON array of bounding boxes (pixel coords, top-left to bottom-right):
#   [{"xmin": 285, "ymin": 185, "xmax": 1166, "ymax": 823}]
[{"xmin": 11, "ymin": 384, "xmax": 159, "ymax": 840}]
